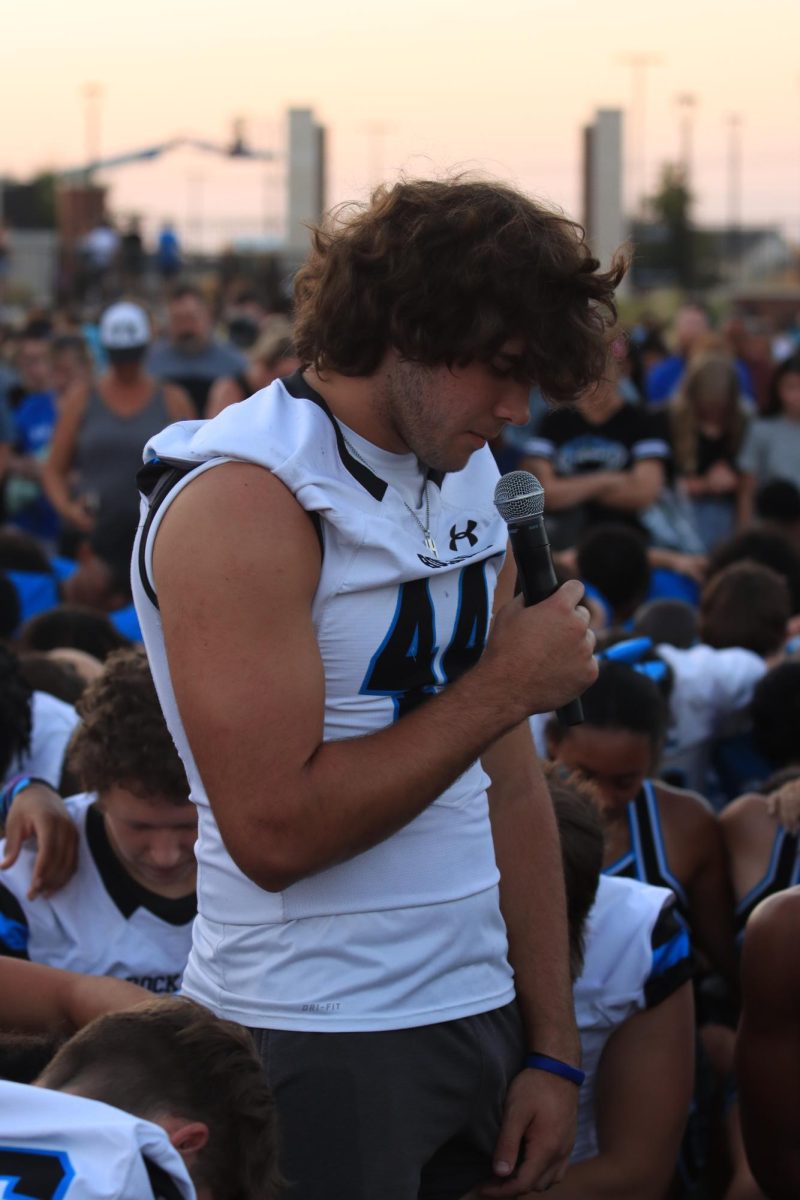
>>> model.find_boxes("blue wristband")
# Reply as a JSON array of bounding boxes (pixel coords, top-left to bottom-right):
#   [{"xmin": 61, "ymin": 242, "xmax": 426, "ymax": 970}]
[
  {"xmin": 524, "ymin": 1053, "xmax": 585, "ymax": 1087},
  {"xmin": 0, "ymin": 775, "xmax": 32, "ymax": 823}
]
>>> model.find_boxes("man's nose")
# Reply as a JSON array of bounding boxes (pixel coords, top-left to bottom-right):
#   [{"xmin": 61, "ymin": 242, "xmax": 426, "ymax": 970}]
[
  {"xmin": 496, "ymin": 383, "xmax": 532, "ymax": 427},
  {"xmin": 148, "ymin": 836, "xmax": 183, "ymax": 867}
]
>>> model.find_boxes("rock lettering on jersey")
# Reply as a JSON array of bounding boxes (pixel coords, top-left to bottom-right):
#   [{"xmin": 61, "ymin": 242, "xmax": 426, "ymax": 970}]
[{"xmin": 125, "ymin": 973, "xmax": 182, "ymax": 994}]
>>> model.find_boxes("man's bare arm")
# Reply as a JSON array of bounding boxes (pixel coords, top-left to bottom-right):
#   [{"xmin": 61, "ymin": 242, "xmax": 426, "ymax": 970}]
[
  {"xmin": 595, "ymin": 459, "xmax": 665, "ymax": 512},
  {"xmin": 521, "ymin": 458, "xmax": 626, "ymax": 511},
  {"xmin": 480, "ymin": 727, "xmax": 583, "ymax": 1194},
  {"xmin": 736, "ymin": 889, "xmax": 800, "ymax": 1198},
  {"xmin": 0, "ymin": 959, "xmax": 149, "ymax": 1033},
  {"xmin": 153, "ymin": 463, "xmax": 597, "ymax": 892}
]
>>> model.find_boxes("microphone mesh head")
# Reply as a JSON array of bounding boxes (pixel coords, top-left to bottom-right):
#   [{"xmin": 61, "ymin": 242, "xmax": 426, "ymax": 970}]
[{"xmin": 494, "ymin": 470, "xmax": 545, "ymax": 525}]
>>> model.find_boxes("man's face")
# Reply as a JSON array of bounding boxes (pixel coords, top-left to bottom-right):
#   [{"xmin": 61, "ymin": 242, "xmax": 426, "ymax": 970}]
[
  {"xmin": 168, "ymin": 297, "xmax": 211, "ymax": 354},
  {"xmin": 17, "ymin": 338, "xmax": 51, "ymax": 392},
  {"xmin": 100, "ymin": 786, "xmax": 197, "ymax": 896},
  {"xmin": 377, "ymin": 346, "xmax": 531, "ymax": 473},
  {"xmin": 675, "ymin": 307, "xmax": 709, "ymax": 354}
]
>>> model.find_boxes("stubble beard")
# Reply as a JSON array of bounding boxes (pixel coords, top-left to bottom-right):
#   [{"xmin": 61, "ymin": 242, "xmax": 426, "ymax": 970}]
[{"xmin": 379, "ymin": 359, "xmax": 470, "ymax": 475}]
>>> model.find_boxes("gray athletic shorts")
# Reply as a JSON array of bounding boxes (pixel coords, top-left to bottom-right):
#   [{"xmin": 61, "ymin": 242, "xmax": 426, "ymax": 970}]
[{"xmin": 249, "ymin": 1001, "xmax": 524, "ymax": 1200}]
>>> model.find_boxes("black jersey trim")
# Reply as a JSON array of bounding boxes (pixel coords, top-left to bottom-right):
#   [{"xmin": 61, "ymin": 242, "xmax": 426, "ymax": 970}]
[
  {"xmin": 144, "ymin": 1155, "xmax": 187, "ymax": 1200},
  {"xmin": 86, "ymin": 803, "xmax": 197, "ymax": 925},
  {"xmin": 644, "ymin": 902, "xmax": 693, "ymax": 1007},
  {"xmin": 136, "ymin": 454, "xmax": 324, "ymax": 612},
  {"xmin": 282, "ymin": 370, "xmax": 447, "ymax": 493},
  {"xmin": 283, "ymin": 370, "xmax": 388, "ymax": 500},
  {"xmin": 735, "ymin": 828, "xmax": 799, "ymax": 933},
  {"xmin": 136, "ymin": 461, "xmax": 194, "ymax": 610}
]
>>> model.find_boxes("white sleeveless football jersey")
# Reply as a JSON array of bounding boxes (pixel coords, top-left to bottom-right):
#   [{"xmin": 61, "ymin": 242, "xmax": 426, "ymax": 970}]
[
  {"xmin": 0, "ymin": 795, "xmax": 195, "ymax": 994},
  {"xmin": 571, "ymin": 875, "xmax": 692, "ymax": 1163},
  {"xmin": 0, "ymin": 1081, "xmax": 194, "ymax": 1200},
  {"xmin": 133, "ymin": 371, "xmax": 516, "ymax": 1030}
]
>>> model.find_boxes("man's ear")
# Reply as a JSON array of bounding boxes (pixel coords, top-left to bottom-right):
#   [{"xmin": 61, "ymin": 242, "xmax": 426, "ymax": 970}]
[{"xmin": 167, "ymin": 1119, "xmax": 209, "ymax": 1157}]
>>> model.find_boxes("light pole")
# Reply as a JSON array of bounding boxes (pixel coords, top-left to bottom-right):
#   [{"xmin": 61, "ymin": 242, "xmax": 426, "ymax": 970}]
[
  {"xmin": 618, "ymin": 53, "xmax": 663, "ymax": 215},
  {"xmin": 676, "ymin": 93, "xmax": 697, "ymax": 189},
  {"xmin": 727, "ymin": 113, "xmax": 743, "ymax": 282},
  {"xmin": 81, "ymin": 83, "xmax": 104, "ymax": 183}
]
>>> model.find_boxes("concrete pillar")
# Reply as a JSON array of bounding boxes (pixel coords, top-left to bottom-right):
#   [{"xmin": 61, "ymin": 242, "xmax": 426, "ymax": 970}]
[
  {"xmin": 287, "ymin": 108, "xmax": 326, "ymax": 255},
  {"xmin": 582, "ymin": 109, "xmax": 626, "ymax": 280}
]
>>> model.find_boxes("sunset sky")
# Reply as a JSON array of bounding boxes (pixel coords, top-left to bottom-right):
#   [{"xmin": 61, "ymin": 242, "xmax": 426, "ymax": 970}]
[{"xmin": 3, "ymin": 0, "xmax": 799, "ymax": 249}]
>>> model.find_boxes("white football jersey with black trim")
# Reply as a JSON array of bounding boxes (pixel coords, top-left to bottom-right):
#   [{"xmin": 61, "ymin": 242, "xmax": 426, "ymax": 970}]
[
  {"xmin": 0, "ymin": 1082, "xmax": 195, "ymax": 1200},
  {"xmin": 133, "ymin": 371, "xmax": 516, "ymax": 1031},
  {"xmin": 572, "ymin": 875, "xmax": 692, "ymax": 1163},
  {"xmin": 0, "ymin": 795, "xmax": 195, "ymax": 994}
]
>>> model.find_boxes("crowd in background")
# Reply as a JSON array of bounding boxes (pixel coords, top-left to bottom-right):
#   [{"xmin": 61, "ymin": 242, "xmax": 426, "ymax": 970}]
[{"xmin": 0, "ymin": 274, "xmax": 799, "ymax": 1198}]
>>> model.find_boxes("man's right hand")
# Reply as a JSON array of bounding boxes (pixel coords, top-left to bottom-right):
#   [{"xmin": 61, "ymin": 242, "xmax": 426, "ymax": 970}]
[{"xmin": 481, "ymin": 580, "xmax": 597, "ymax": 722}]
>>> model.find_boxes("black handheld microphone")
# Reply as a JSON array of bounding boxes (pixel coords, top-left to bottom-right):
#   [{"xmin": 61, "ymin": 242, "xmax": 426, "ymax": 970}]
[{"xmin": 493, "ymin": 470, "xmax": 585, "ymax": 726}]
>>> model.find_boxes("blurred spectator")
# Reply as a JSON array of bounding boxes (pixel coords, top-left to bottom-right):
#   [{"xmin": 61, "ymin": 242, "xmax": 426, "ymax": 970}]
[
  {"xmin": 146, "ymin": 285, "xmax": 245, "ymax": 416},
  {"xmin": 737, "ymin": 354, "xmax": 800, "ymax": 526},
  {"xmin": 646, "ymin": 304, "xmax": 753, "ymax": 404},
  {"xmin": 657, "ymin": 562, "xmax": 790, "ymax": 793},
  {"xmin": 723, "ymin": 315, "xmax": 773, "ymax": 414},
  {"xmin": 17, "ymin": 652, "xmax": 87, "ymax": 706},
  {"xmin": 0, "ymin": 642, "xmax": 79, "ymax": 791},
  {"xmin": 224, "ymin": 289, "xmax": 268, "ymax": 351},
  {"xmin": 155, "ymin": 221, "xmax": 181, "ymax": 283},
  {"xmin": 61, "ymin": 509, "xmax": 143, "ymax": 641},
  {"xmin": 206, "ymin": 319, "xmax": 299, "ymax": 417},
  {"xmin": 708, "ymin": 527, "xmax": 800, "ymax": 616},
  {"xmin": 522, "ymin": 339, "xmax": 669, "ymax": 549},
  {"xmin": 119, "ymin": 217, "xmax": 145, "ymax": 294},
  {"xmin": 754, "ymin": 478, "xmax": 800, "ymax": 551},
  {"xmin": 633, "ymin": 598, "xmax": 698, "ymax": 650},
  {"xmin": 18, "ymin": 607, "xmax": 130, "ymax": 661},
  {"xmin": 79, "ymin": 218, "xmax": 120, "ymax": 303},
  {"xmin": 670, "ymin": 354, "xmax": 750, "ymax": 552},
  {"xmin": 51, "ymin": 334, "xmax": 92, "ymax": 397},
  {"xmin": 699, "ymin": 561, "xmax": 790, "ymax": 658},
  {"xmin": 43, "ymin": 302, "xmax": 193, "ymax": 552},
  {"xmin": 0, "ymin": 574, "xmax": 21, "ymax": 640},
  {"xmin": 576, "ymin": 524, "xmax": 651, "ymax": 626},
  {"xmin": 8, "ymin": 335, "xmax": 91, "ymax": 547}
]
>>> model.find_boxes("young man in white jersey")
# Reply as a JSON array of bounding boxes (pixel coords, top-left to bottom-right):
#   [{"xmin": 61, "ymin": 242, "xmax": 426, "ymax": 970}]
[
  {"xmin": 1, "ymin": 996, "xmax": 279, "ymax": 1200},
  {"xmin": 133, "ymin": 178, "xmax": 624, "ymax": 1198},
  {"xmin": 0, "ymin": 649, "xmax": 196, "ymax": 990}
]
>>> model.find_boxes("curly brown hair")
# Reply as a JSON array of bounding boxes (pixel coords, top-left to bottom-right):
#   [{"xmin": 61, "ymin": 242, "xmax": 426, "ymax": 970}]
[
  {"xmin": 69, "ymin": 647, "xmax": 188, "ymax": 802},
  {"xmin": 293, "ymin": 176, "xmax": 627, "ymax": 403}
]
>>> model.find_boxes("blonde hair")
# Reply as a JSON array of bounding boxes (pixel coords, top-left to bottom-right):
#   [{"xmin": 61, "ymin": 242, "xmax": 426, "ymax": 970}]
[{"xmin": 669, "ymin": 353, "xmax": 747, "ymax": 475}]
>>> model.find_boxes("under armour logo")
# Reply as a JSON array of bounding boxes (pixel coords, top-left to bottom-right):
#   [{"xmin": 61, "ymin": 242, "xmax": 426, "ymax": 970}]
[{"xmin": 449, "ymin": 520, "xmax": 478, "ymax": 551}]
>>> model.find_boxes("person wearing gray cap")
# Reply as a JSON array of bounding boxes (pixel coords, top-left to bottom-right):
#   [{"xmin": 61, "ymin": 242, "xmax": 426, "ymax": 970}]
[{"xmin": 42, "ymin": 302, "xmax": 194, "ymax": 553}]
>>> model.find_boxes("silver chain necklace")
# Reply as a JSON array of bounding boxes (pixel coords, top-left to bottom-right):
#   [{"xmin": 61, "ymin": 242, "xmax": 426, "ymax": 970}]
[{"xmin": 343, "ymin": 435, "xmax": 439, "ymax": 557}]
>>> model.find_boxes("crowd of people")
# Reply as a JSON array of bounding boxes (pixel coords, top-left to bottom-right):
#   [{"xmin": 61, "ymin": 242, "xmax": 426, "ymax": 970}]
[{"xmin": 0, "ymin": 178, "xmax": 798, "ymax": 1199}]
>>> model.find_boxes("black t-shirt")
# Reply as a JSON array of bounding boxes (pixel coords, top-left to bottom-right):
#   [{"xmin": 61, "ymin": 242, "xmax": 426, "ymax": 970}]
[{"xmin": 525, "ymin": 403, "xmax": 670, "ymax": 544}]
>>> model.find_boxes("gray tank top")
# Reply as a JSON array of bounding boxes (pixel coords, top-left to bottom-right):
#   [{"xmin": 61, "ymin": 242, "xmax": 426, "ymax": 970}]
[{"xmin": 74, "ymin": 387, "xmax": 171, "ymax": 525}]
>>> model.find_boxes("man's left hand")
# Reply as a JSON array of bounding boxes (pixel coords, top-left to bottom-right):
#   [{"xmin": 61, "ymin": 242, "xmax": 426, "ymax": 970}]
[{"xmin": 479, "ymin": 1068, "xmax": 578, "ymax": 1196}]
